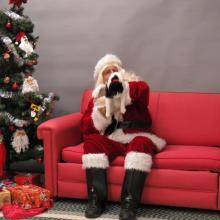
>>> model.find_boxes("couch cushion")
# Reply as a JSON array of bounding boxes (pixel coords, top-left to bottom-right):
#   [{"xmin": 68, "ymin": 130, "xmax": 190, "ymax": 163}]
[
  {"xmin": 62, "ymin": 144, "xmax": 220, "ymax": 172},
  {"xmin": 153, "ymin": 145, "xmax": 220, "ymax": 172},
  {"xmin": 154, "ymin": 92, "xmax": 220, "ymax": 146}
]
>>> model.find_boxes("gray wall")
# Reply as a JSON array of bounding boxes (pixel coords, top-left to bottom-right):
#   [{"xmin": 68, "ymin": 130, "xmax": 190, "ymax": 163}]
[{"xmin": 1, "ymin": 0, "xmax": 220, "ymax": 116}]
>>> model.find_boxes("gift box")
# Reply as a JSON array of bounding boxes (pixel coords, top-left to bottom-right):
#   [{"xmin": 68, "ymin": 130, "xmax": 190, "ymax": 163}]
[
  {"xmin": 14, "ymin": 173, "xmax": 41, "ymax": 186},
  {"xmin": 7, "ymin": 184, "xmax": 51, "ymax": 209},
  {"xmin": 0, "ymin": 179, "xmax": 16, "ymax": 189},
  {"xmin": 0, "ymin": 189, "xmax": 11, "ymax": 210}
]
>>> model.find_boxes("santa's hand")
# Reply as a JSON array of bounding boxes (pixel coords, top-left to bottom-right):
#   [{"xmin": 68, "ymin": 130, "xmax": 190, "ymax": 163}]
[
  {"xmin": 105, "ymin": 82, "xmax": 124, "ymax": 98},
  {"xmin": 104, "ymin": 115, "xmax": 118, "ymax": 135},
  {"xmin": 92, "ymin": 84, "xmax": 106, "ymax": 99}
]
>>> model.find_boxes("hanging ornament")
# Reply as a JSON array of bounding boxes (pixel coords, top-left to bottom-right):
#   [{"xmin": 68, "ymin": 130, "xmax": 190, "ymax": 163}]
[
  {"xmin": 11, "ymin": 128, "xmax": 29, "ymax": 154},
  {"xmin": 33, "ymin": 41, "xmax": 37, "ymax": 49},
  {"xmin": 25, "ymin": 59, "xmax": 37, "ymax": 66},
  {"xmin": 12, "ymin": 82, "xmax": 19, "ymax": 90},
  {"xmin": 9, "ymin": 0, "xmax": 28, "ymax": 8},
  {"xmin": 32, "ymin": 59, "xmax": 38, "ymax": 65},
  {"xmin": 9, "ymin": 124, "xmax": 15, "ymax": 132},
  {"xmin": 0, "ymin": 36, "xmax": 24, "ymax": 66},
  {"xmin": 30, "ymin": 103, "xmax": 43, "ymax": 121},
  {"xmin": 22, "ymin": 76, "xmax": 39, "ymax": 94},
  {"xmin": 3, "ymin": 76, "xmax": 10, "ymax": 84},
  {"xmin": 5, "ymin": 21, "xmax": 12, "ymax": 29},
  {"xmin": 15, "ymin": 32, "xmax": 34, "ymax": 57},
  {"xmin": 36, "ymin": 156, "xmax": 43, "ymax": 164},
  {"xmin": 3, "ymin": 52, "xmax": 10, "ymax": 60}
]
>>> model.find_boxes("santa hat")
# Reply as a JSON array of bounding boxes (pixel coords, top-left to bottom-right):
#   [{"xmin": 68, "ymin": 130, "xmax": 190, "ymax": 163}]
[
  {"xmin": 15, "ymin": 31, "xmax": 26, "ymax": 44},
  {"xmin": 94, "ymin": 54, "xmax": 122, "ymax": 83}
]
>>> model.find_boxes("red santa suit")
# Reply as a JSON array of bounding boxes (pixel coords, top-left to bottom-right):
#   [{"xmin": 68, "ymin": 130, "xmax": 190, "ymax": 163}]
[
  {"xmin": 81, "ymin": 80, "xmax": 166, "ymax": 172},
  {"xmin": 81, "ymin": 54, "xmax": 166, "ymax": 219}
]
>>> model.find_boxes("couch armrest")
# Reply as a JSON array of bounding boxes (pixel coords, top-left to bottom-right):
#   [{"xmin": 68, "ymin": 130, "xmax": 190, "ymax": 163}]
[{"xmin": 37, "ymin": 112, "xmax": 83, "ymax": 197}]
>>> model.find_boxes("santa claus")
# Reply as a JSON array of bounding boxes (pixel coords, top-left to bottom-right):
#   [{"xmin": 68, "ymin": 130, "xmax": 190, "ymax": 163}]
[
  {"xmin": 15, "ymin": 31, "xmax": 34, "ymax": 57},
  {"xmin": 81, "ymin": 54, "xmax": 166, "ymax": 220}
]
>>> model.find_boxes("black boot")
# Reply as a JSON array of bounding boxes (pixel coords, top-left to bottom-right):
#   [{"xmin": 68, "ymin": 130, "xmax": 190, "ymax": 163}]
[
  {"xmin": 119, "ymin": 170, "xmax": 147, "ymax": 220},
  {"xmin": 85, "ymin": 168, "xmax": 107, "ymax": 218}
]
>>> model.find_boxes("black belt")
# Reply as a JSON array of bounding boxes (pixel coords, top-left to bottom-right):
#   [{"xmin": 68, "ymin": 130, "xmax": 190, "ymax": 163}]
[
  {"xmin": 104, "ymin": 117, "xmax": 150, "ymax": 135},
  {"xmin": 116, "ymin": 121, "xmax": 148, "ymax": 129}
]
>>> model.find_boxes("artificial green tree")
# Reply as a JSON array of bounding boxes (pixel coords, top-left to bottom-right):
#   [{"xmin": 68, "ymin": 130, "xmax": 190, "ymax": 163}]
[{"xmin": 0, "ymin": 0, "xmax": 58, "ymax": 166}]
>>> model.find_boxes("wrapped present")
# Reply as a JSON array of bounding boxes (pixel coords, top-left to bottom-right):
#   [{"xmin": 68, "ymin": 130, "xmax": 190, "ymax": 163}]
[
  {"xmin": 0, "ymin": 179, "xmax": 16, "ymax": 190},
  {"xmin": 0, "ymin": 189, "xmax": 11, "ymax": 210},
  {"xmin": 7, "ymin": 184, "xmax": 51, "ymax": 209},
  {"xmin": 14, "ymin": 173, "xmax": 41, "ymax": 186}
]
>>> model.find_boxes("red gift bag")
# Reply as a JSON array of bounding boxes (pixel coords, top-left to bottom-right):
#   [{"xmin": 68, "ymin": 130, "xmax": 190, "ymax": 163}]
[{"xmin": 0, "ymin": 142, "xmax": 6, "ymax": 177}]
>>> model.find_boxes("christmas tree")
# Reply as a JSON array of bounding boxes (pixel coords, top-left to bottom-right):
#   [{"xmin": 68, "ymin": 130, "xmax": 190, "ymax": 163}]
[{"xmin": 0, "ymin": 0, "xmax": 59, "ymax": 167}]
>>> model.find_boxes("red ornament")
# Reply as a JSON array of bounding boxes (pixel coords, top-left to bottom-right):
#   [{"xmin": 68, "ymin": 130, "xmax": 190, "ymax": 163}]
[
  {"xmin": 5, "ymin": 21, "xmax": 12, "ymax": 29},
  {"xmin": 36, "ymin": 157, "xmax": 43, "ymax": 164},
  {"xmin": 32, "ymin": 60, "xmax": 38, "ymax": 65},
  {"xmin": 8, "ymin": 125, "xmax": 15, "ymax": 132},
  {"xmin": 25, "ymin": 60, "xmax": 33, "ymax": 66},
  {"xmin": 12, "ymin": 82, "xmax": 19, "ymax": 90}
]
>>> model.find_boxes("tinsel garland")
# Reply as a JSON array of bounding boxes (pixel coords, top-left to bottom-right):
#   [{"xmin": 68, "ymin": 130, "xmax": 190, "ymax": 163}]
[
  {"xmin": 0, "ymin": 112, "xmax": 28, "ymax": 127},
  {"xmin": 0, "ymin": 89, "xmax": 14, "ymax": 98},
  {"xmin": 0, "ymin": 92, "xmax": 55, "ymax": 126},
  {"xmin": 3, "ymin": 9, "xmax": 24, "ymax": 20},
  {"xmin": 0, "ymin": 35, "xmax": 24, "ymax": 66},
  {"xmin": 42, "ymin": 92, "xmax": 54, "ymax": 110}
]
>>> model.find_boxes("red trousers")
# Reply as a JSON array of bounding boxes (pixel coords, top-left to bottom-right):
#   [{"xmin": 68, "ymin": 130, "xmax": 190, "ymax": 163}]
[{"xmin": 83, "ymin": 134, "xmax": 157, "ymax": 162}]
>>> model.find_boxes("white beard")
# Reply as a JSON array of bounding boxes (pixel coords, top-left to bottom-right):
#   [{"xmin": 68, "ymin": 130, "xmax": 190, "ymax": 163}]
[
  {"xmin": 19, "ymin": 37, "xmax": 34, "ymax": 57},
  {"xmin": 22, "ymin": 76, "xmax": 39, "ymax": 94}
]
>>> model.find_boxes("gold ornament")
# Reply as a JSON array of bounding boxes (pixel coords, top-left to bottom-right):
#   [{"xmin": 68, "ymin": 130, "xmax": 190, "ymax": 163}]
[{"xmin": 30, "ymin": 103, "xmax": 42, "ymax": 121}]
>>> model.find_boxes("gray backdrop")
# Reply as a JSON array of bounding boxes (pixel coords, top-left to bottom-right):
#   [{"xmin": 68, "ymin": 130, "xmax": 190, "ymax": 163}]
[{"xmin": 1, "ymin": 0, "xmax": 220, "ymax": 116}]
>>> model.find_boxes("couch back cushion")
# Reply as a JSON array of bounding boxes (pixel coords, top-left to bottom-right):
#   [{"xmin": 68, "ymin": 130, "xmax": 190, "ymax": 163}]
[{"xmin": 81, "ymin": 90, "xmax": 220, "ymax": 146}]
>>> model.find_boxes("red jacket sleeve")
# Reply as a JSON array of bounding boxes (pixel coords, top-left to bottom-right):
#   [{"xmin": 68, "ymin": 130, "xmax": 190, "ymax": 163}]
[
  {"xmin": 80, "ymin": 98, "xmax": 112, "ymax": 137},
  {"xmin": 128, "ymin": 81, "xmax": 150, "ymax": 106},
  {"xmin": 123, "ymin": 81, "xmax": 152, "ymax": 132},
  {"xmin": 80, "ymin": 99, "xmax": 99, "ymax": 137}
]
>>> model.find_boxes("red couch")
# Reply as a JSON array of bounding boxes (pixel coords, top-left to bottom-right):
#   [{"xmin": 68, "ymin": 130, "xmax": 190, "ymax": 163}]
[{"xmin": 37, "ymin": 90, "xmax": 220, "ymax": 210}]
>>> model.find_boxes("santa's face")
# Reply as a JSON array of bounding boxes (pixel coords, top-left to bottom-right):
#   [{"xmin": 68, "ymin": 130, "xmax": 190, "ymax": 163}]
[
  {"xmin": 102, "ymin": 65, "xmax": 119, "ymax": 82},
  {"xmin": 21, "ymin": 36, "xmax": 28, "ymax": 43}
]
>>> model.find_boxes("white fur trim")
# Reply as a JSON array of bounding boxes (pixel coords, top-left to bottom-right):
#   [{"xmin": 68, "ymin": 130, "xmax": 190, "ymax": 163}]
[
  {"xmin": 108, "ymin": 129, "xmax": 166, "ymax": 151},
  {"xmin": 92, "ymin": 84, "xmax": 106, "ymax": 98},
  {"xmin": 91, "ymin": 106, "xmax": 111, "ymax": 134},
  {"xmin": 82, "ymin": 153, "xmax": 109, "ymax": 169},
  {"xmin": 124, "ymin": 81, "xmax": 132, "ymax": 106},
  {"xmin": 125, "ymin": 152, "xmax": 152, "ymax": 172},
  {"xmin": 94, "ymin": 54, "xmax": 122, "ymax": 81}
]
